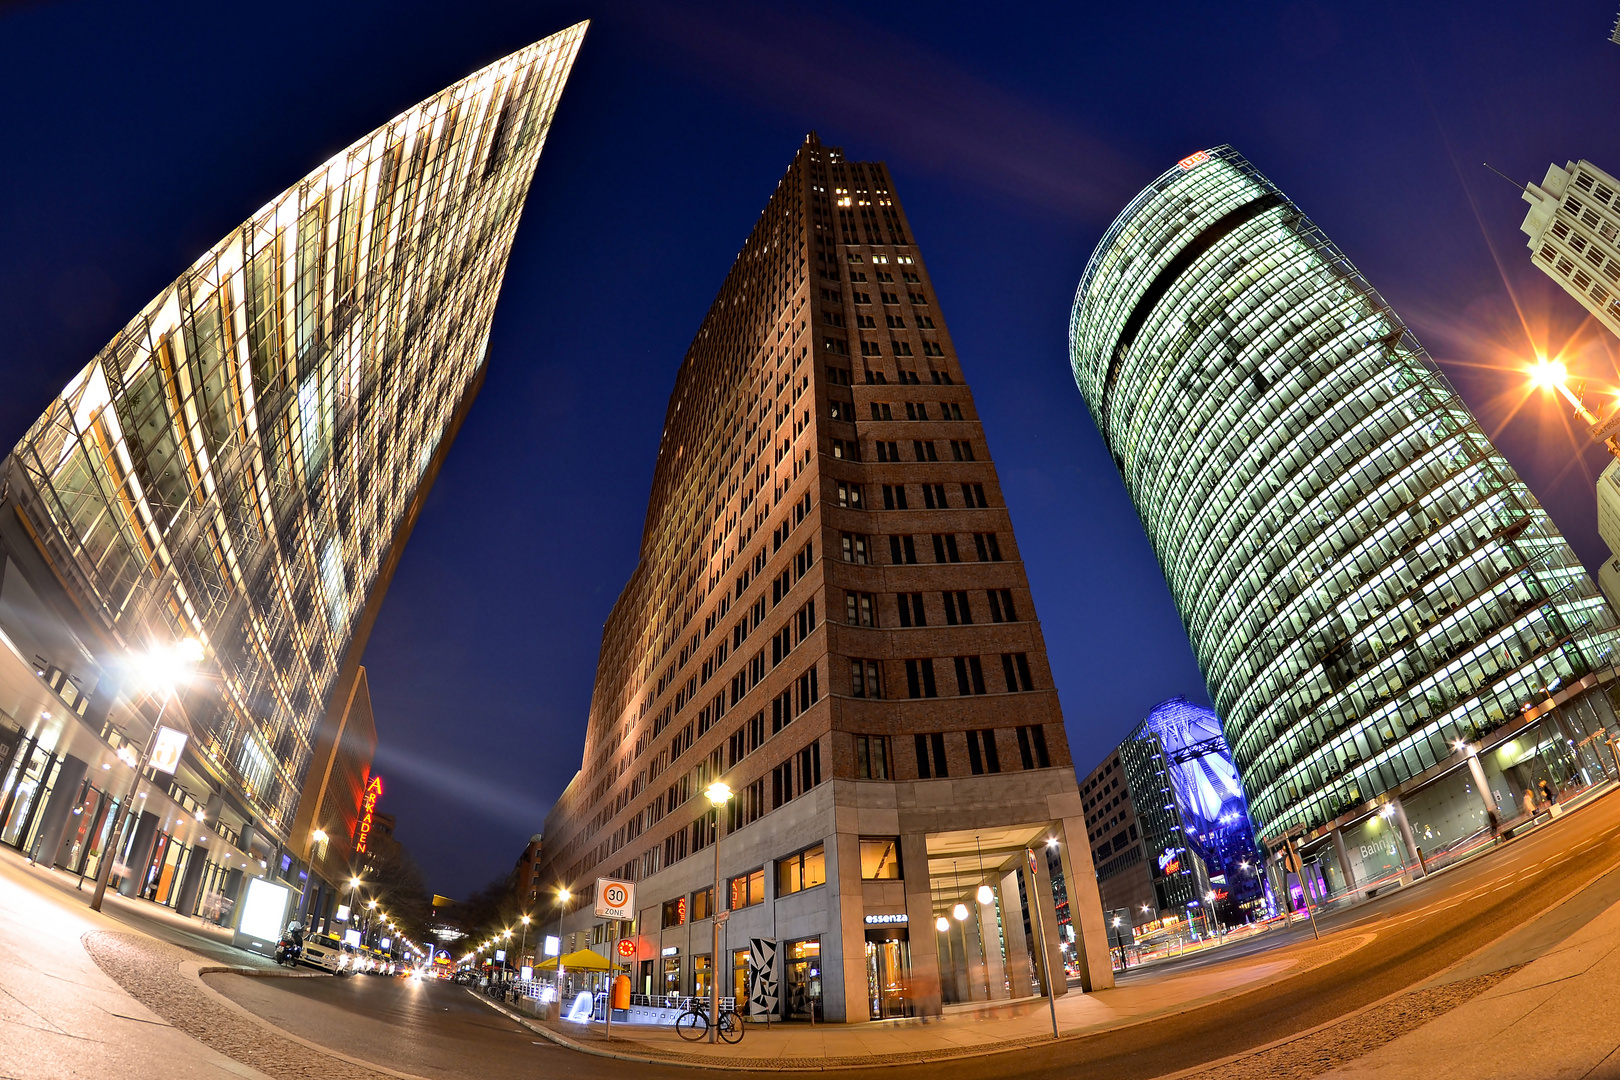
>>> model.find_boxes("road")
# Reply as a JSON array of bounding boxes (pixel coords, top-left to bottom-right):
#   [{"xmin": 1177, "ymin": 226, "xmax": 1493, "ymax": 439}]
[
  {"xmin": 207, "ymin": 973, "xmax": 558, "ymax": 1080},
  {"xmin": 207, "ymin": 791, "xmax": 1620, "ymax": 1080}
]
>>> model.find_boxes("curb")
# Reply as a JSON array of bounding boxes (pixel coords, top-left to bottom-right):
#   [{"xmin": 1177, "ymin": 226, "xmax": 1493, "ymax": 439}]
[
  {"xmin": 198, "ymin": 962, "xmax": 329, "ymax": 979},
  {"xmin": 461, "ymin": 933, "xmax": 1378, "ymax": 1073}
]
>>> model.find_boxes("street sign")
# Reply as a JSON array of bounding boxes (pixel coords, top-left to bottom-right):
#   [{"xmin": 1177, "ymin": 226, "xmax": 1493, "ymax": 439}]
[
  {"xmin": 150, "ymin": 726, "xmax": 188, "ymax": 775},
  {"xmin": 616, "ymin": 938, "xmax": 635, "ymax": 956},
  {"xmin": 594, "ymin": 877, "xmax": 635, "ymax": 920}
]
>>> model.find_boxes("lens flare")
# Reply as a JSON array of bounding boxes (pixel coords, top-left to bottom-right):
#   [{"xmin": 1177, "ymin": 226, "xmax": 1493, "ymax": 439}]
[{"xmin": 1528, "ymin": 357, "xmax": 1568, "ymax": 391}]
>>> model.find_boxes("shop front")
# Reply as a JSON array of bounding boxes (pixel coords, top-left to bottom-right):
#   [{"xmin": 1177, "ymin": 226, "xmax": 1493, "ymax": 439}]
[
  {"xmin": 784, "ymin": 937, "xmax": 821, "ymax": 1019},
  {"xmin": 863, "ymin": 928, "xmax": 910, "ymax": 1020}
]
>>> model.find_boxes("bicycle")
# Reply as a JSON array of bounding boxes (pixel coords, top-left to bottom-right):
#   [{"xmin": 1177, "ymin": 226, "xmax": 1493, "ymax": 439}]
[{"xmin": 674, "ymin": 998, "xmax": 743, "ymax": 1043}]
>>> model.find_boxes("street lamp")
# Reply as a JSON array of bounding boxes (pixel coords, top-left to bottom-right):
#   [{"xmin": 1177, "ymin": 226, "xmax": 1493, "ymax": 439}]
[
  {"xmin": 1528, "ymin": 355, "xmax": 1620, "ymax": 457},
  {"xmin": 91, "ymin": 638, "xmax": 203, "ymax": 912},
  {"xmin": 555, "ymin": 887, "xmax": 572, "ymax": 999},
  {"xmin": 519, "ymin": 914, "xmax": 532, "ymax": 969},
  {"xmin": 704, "ymin": 780, "xmax": 732, "ymax": 1044}
]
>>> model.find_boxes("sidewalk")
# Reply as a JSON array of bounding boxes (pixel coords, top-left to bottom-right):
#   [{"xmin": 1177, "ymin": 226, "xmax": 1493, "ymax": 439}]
[
  {"xmin": 0, "ymin": 844, "xmax": 278, "ymax": 1080},
  {"xmin": 492, "ymin": 929, "xmax": 1373, "ymax": 1069},
  {"xmin": 1322, "ymin": 890, "xmax": 1620, "ymax": 1079}
]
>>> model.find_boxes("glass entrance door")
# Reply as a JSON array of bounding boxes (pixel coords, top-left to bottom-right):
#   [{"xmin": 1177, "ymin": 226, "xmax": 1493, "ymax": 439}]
[{"xmin": 863, "ymin": 933, "xmax": 911, "ymax": 1019}]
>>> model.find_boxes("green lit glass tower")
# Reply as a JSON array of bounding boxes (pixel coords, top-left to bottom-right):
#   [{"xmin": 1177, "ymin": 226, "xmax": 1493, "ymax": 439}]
[
  {"xmin": 1069, "ymin": 146, "xmax": 1620, "ymax": 875},
  {"xmin": 0, "ymin": 26, "xmax": 585, "ymax": 910}
]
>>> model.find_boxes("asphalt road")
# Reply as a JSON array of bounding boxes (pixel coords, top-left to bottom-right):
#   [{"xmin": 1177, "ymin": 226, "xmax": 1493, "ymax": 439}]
[
  {"xmin": 206, "ymin": 973, "xmax": 559, "ymax": 1080},
  {"xmin": 207, "ymin": 790, "xmax": 1620, "ymax": 1080}
]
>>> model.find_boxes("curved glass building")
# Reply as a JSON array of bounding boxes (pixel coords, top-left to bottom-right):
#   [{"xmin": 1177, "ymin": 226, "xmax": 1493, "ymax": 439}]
[
  {"xmin": 1069, "ymin": 146, "xmax": 1620, "ymax": 855},
  {"xmin": 0, "ymin": 26, "xmax": 584, "ymax": 911}
]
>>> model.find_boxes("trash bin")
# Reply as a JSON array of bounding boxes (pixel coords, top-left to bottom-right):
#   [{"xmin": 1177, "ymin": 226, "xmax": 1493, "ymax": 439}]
[{"xmin": 612, "ymin": 973, "xmax": 631, "ymax": 1010}]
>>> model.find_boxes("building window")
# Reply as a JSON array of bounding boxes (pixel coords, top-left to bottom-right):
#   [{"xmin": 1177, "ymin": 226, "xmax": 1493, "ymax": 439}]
[
  {"xmin": 921, "ymin": 483, "xmax": 948, "ymax": 509},
  {"xmin": 905, "ymin": 658, "xmax": 938, "ymax": 698},
  {"xmin": 961, "ymin": 483, "xmax": 988, "ymax": 508},
  {"xmin": 875, "ymin": 440, "xmax": 899, "ymax": 462},
  {"xmin": 889, "ymin": 535, "xmax": 918, "ymax": 564},
  {"xmin": 837, "ymin": 481, "xmax": 864, "ymax": 508},
  {"xmin": 896, "ymin": 592, "xmax": 926, "ymax": 627},
  {"xmin": 882, "ymin": 484, "xmax": 908, "ymax": 510},
  {"xmin": 1001, "ymin": 653, "xmax": 1034, "ymax": 692},
  {"xmin": 987, "ymin": 589, "xmax": 1017, "ymax": 623},
  {"xmin": 973, "ymin": 532, "xmax": 1003, "ymax": 561},
  {"xmin": 729, "ymin": 868, "xmax": 766, "ymax": 910},
  {"xmin": 915, "ymin": 731, "xmax": 948, "ymax": 777},
  {"xmin": 932, "ymin": 534, "xmax": 961, "ymax": 562},
  {"xmin": 859, "ymin": 837, "xmax": 903, "ymax": 880},
  {"xmin": 851, "ymin": 659, "xmax": 882, "ymax": 699},
  {"xmin": 912, "ymin": 439, "xmax": 939, "ymax": 462},
  {"xmin": 1016, "ymin": 724, "xmax": 1051, "ymax": 769},
  {"xmin": 949, "ymin": 440, "xmax": 974, "ymax": 461},
  {"xmin": 662, "ymin": 897, "xmax": 687, "ymax": 928},
  {"xmin": 846, "ymin": 591, "xmax": 876, "ymax": 626},
  {"xmin": 841, "ymin": 533, "xmax": 870, "ymax": 564},
  {"xmin": 953, "ymin": 656, "xmax": 987, "ymax": 695},
  {"xmin": 942, "ymin": 591, "xmax": 972, "ymax": 625},
  {"xmin": 777, "ymin": 844, "xmax": 827, "ymax": 895},
  {"xmin": 855, "ymin": 734, "xmax": 889, "ymax": 779},
  {"xmin": 690, "ymin": 886, "xmax": 715, "ymax": 922},
  {"xmin": 966, "ymin": 729, "xmax": 1001, "ymax": 774}
]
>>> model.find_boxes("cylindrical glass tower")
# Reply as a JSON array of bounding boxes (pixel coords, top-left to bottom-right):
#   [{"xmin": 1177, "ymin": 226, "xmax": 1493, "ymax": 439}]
[{"xmin": 1069, "ymin": 146, "xmax": 1619, "ymax": 844}]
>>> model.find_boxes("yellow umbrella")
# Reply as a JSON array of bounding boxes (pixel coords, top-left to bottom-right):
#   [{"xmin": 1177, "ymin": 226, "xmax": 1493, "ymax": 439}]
[{"xmin": 533, "ymin": 949, "xmax": 619, "ymax": 972}]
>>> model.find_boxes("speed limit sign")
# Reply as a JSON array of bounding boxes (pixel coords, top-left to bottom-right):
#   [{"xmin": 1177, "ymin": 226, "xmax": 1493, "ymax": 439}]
[{"xmin": 595, "ymin": 878, "xmax": 635, "ymax": 920}]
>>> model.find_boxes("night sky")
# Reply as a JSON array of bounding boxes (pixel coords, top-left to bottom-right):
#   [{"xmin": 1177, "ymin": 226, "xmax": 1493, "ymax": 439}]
[{"xmin": 5, "ymin": 1, "xmax": 1620, "ymax": 896}]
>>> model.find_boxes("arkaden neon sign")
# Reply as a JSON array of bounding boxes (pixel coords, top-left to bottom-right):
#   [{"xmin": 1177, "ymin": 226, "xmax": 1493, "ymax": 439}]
[{"xmin": 356, "ymin": 774, "xmax": 383, "ymax": 853}]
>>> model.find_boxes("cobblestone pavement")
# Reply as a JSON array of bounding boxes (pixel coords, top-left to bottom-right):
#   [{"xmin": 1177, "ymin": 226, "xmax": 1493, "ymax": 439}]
[
  {"xmin": 82, "ymin": 930, "xmax": 405, "ymax": 1080},
  {"xmin": 1174, "ymin": 967, "xmax": 1522, "ymax": 1080}
]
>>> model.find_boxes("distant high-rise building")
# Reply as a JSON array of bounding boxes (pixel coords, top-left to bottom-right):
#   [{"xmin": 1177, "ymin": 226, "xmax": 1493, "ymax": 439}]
[
  {"xmin": 1080, "ymin": 699, "xmax": 1264, "ymax": 932},
  {"xmin": 1070, "ymin": 146, "xmax": 1620, "ymax": 898},
  {"xmin": 539, "ymin": 134, "xmax": 1111, "ymax": 1023},
  {"xmin": 1520, "ymin": 159, "xmax": 1620, "ymax": 340},
  {"xmin": 0, "ymin": 26, "xmax": 585, "ymax": 920}
]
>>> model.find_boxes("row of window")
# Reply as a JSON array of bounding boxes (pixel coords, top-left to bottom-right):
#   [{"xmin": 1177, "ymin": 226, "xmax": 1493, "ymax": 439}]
[
  {"xmin": 658, "ymin": 834, "xmax": 906, "ymax": 931},
  {"xmin": 837, "ymin": 531, "xmax": 1005, "ymax": 565},
  {"xmin": 910, "ymin": 724, "xmax": 1052, "ymax": 779},
  {"xmin": 865, "ymin": 400, "xmax": 965, "ymax": 422},
  {"xmin": 847, "ymin": 652, "xmax": 1035, "ymax": 699},
  {"xmin": 847, "ymin": 587, "xmax": 1017, "ymax": 628}
]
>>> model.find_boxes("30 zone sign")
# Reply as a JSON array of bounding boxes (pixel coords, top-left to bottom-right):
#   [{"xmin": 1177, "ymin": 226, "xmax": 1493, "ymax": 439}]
[{"xmin": 595, "ymin": 878, "xmax": 635, "ymax": 920}]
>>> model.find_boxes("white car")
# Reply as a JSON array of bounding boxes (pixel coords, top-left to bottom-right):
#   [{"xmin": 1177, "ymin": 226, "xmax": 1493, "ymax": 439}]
[{"xmin": 300, "ymin": 934, "xmax": 348, "ymax": 973}]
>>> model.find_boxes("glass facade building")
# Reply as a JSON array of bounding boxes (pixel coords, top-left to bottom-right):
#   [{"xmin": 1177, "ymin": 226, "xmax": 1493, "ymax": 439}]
[
  {"xmin": 0, "ymin": 25, "xmax": 584, "ymax": 889},
  {"xmin": 1069, "ymin": 146, "xmax": 1620, "ymax": 847}
]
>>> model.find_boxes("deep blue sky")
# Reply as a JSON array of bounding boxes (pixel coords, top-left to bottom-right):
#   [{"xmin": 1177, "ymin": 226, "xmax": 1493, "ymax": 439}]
[{"xmin": 4, "ymin": 1, "xmax": 1620, "ymax": 896}]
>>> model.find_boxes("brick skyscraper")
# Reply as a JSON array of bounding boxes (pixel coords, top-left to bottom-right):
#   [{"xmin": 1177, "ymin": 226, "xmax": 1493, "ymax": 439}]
[{"xmin": 540, "ymin": 134, "xmax": 1110, "ymax": 1023}]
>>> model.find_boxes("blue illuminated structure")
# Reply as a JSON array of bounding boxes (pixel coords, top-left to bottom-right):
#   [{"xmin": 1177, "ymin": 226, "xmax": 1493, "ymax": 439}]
[{"xmin": 1145, "ymin": 699, "xmax": 1263, "ymax": 911}]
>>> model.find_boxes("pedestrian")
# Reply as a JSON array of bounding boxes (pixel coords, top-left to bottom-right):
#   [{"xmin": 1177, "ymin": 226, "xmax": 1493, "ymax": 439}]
[
  {"xmin": 1539, "ymin": 777, "xmax": 1558, "ymax": 807},
  {"xmin": 1487, "ymin": 807, "xmax": 1500, "ymax": 840},
  {"xmin": 1522, "ymin": 788, "xmax": 1536, "ymax": 819}
]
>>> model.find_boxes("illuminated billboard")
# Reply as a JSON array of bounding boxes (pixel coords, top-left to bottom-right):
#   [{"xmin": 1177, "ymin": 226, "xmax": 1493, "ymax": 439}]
[{"xmin": 1145, "ymin": 698, "xmax": 1263, "ymax": 906}]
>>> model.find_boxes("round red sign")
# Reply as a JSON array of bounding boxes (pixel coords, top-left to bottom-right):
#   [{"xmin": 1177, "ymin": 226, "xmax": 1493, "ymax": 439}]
[{"xmin": 616, "ymin": 939, "xmax": 635, "ymax": 956}]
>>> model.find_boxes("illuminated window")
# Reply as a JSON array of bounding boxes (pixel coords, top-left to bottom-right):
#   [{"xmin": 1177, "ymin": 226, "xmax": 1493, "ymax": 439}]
[{"xmin": 859, "ymin": 838, "xmax": 902, "ymax": 880}]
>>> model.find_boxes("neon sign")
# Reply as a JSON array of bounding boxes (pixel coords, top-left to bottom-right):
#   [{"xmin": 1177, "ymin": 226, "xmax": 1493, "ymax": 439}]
[
  {"xmin": 1177, "ymin": 150, "xmax": 1211, "ymax": 171},
  {"xmin": 356, "ymin": 774, "xmax": 383, "ymax": 853}
]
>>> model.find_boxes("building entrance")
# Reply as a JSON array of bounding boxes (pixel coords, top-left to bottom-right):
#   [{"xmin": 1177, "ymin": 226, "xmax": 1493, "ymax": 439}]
[{"xmin": 864, "ymin": 930, "xmax": 910, "ymax": 1019}]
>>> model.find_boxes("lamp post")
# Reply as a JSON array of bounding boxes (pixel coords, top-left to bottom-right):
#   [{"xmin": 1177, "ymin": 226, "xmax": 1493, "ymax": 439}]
[
  {"xmin": 520, "ymin": 914, "xmax": 531, "ymax": 970},
  {"xmin": 555, "ymin": 887, "xmax": 572, "ymax": 1001},
  {"xmin": 704, "ymin": 780, "xmax": 732, "ymax": 1044},
  {"xmin": 91, "ymin": 638, "xmax": 203, "ymax": 913}
]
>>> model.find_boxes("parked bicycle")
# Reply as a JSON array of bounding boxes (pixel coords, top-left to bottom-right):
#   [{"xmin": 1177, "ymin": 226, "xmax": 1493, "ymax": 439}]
[{"xmin": 674, "ymin": 997, "xmax": 742, "ymax": 1043}]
